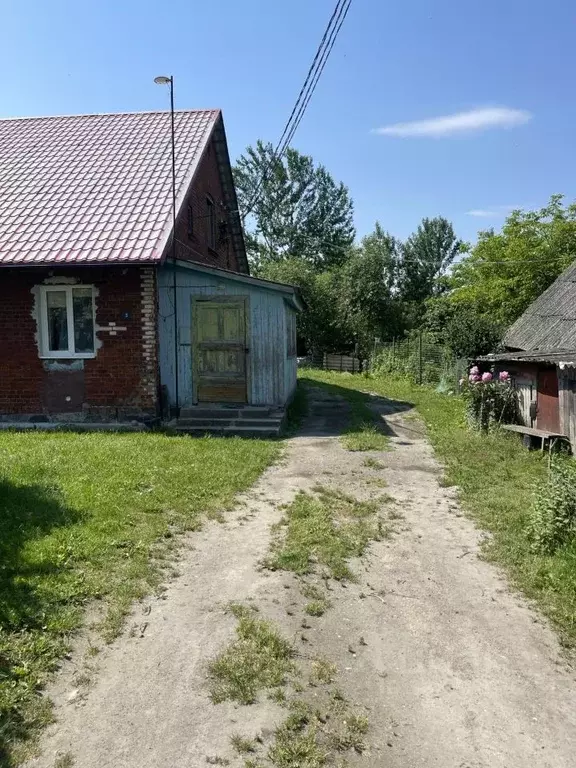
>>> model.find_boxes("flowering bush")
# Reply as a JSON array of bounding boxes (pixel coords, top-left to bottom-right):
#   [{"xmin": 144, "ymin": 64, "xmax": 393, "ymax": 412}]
[{"xmin": 460, "ymin": 366, "xmax": 518, "ymax": 431}]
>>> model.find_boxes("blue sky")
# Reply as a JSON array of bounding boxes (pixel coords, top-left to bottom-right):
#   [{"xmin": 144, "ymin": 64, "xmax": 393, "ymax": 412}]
[{"xmin": 2, "ymin": 0, "xmax": 575, "ymax": 243}]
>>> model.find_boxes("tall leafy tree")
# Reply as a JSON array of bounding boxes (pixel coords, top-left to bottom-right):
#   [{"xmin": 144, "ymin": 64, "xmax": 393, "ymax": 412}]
[
  {"xmin": 399, "ymin": 217, "xmax": 464, "ymax": 305},
  {"xmin": 449, "ymin": 195, "xmax": 576, "ymax": 326},
  {"xmin": 338, "ymin": 224, "xmax": 405, "ymax": 354},
  {"xmin": 257, "ymin": 258, "xmax": 348, "ymax": 355},
  {"xmin": 234, "ymin": 141, "xmax": 355, "ymax": 269}
]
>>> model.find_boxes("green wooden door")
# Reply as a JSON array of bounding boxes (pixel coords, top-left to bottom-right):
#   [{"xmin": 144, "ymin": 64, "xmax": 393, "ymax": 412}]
[{"xmin": 193, "ymin": 297, "xmax": 248, "ymax": 403}]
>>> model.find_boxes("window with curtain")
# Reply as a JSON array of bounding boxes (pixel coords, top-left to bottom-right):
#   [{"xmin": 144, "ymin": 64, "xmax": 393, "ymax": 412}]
[{"xmin": 39, "ymin": 285, "xmax": 95, "ymax": 357}]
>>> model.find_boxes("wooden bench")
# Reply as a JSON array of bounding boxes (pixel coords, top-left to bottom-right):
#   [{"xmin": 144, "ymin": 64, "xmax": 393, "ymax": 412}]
[{"xmin": 501, "ymin": 424, "xmax": 569, "ymax": 454}]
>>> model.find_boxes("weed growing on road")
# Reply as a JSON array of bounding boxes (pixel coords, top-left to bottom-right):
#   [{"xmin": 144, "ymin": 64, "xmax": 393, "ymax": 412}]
[
  {"xmin": 231, "ymin": 734, "xmax": 256, "ymax": 754},
  {"xmin": 267, "ymin": 701, "xmax": 327, "ymax": 768},
  {"xmin": 305, "ymin": 601, "xmax": 327, "ymax": 617},
  {"xmin": 342, "ymin": 423, "xmax": 390, "ymax": 452},
  {"xmin": 310, "ymin": 658, "xmax": 337, "ymax": 685},
  {"xmin": 328, "ymin": 712, "xmax": 369, "ymax": 753},
  {"xmin": 302, "ymin": 369, "xmax": 576, "ymax": 650},
  {"xmin": 0, "ymin": 431, "xmax": 280, "ymax": 764},
  {"xmin": 362, "ymin": 457, "xmax": 386, "ymax": 470},
  {"xmin": 268, "ymin": 488, "xmax": 384, "ymax": 580},
  {"xmin": 54, "ymin": 754, "xmax": 75, "ymax": 768},
  {"xmin": 209, "ymin": 604, "xmax": 295, "ymax": 704}
]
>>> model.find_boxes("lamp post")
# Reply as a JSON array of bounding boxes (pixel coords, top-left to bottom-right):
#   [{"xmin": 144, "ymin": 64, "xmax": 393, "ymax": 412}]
[{"xmin": 154, "ymin": 75, "xmax": 179, "ymax": 414}]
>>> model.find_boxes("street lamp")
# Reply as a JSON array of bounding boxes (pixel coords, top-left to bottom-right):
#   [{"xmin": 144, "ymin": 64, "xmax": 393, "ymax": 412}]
[{"xmin": 154, "ymin": 74, "xmax": 179, "ymax": 414}]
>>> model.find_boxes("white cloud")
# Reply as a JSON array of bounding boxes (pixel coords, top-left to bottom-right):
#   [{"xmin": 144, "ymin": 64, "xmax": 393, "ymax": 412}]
[
  {"xmin": 373, "ymin": 107, "xmax": 532, "ymax": 138},
  {"xmin": 466, "ymin": 209, "xmax": 499, "ymax": 217},
  {"xmin": 466, "ymin": 204, "xmax": 524, "ymax": 217}
]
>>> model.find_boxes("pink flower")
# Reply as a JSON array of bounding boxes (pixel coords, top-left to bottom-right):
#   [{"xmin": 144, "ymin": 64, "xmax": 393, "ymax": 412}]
[
  {"xmin": 469, "ymin": 365, "xmax": 480, "ymax": 376},
  {"xmin": 499, "ymin": 371, "xmax": 510, "ymax": 382},
  {"xmin": 469, "ymin": 374, "xmax": 481, "ymax": 383},
  {"xmin": 481, "ymin": 372, "xmax": 493, "ymax": 382}
]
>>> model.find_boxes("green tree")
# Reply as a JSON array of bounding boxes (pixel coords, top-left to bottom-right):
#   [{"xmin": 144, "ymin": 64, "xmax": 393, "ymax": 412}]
[
  {"xmin": 449, "ymin": 195, "xmax": 576, "ymax": 326},
  {"xmin": 234, "ymin": 141, "xmax": 355, "ymax": 269},
  {"xmin": 257, "ymin": 258, "xmax": 348, "ymax": 355},
  {"xmin": 399, "ymin": 217, "xmax": 464, "ymax": 322},
  {"xmin": 338, "ymin": 224, "xmax": 405, "ymax": 355}
]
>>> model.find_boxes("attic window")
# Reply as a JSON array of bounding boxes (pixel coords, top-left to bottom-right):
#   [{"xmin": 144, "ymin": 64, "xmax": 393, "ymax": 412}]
[
  {"xmin": 206, "ymin": 196, "xmax": 216, "ymax": 250},
  {"xmin": 39, "ymin": 285, "xmax": 95, "ymax": 358}
]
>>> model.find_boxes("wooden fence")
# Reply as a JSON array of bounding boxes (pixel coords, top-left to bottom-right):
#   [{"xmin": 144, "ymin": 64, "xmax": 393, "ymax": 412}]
[{"xmin": 322, "ymin": 353, "xmax": 362, "ymax": 373}]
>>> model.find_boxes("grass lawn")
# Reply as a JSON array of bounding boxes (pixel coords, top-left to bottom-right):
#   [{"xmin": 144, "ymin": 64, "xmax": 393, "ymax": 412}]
[
  {"xmin": 0, "ymin": 431, "xmax": 279, "ymax": 765},
  {"xmin": 301, "ymin": 370, "xmax": 576, "ymax": 650}
]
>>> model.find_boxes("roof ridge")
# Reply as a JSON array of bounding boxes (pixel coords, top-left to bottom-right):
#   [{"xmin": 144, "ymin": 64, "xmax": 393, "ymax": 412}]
[{"xmin": 0, "ymin": 108, "xmax": 221, "ymax": 122}]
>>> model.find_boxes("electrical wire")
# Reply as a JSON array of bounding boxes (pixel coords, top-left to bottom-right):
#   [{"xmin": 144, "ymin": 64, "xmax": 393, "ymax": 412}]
[
  {"xmin": 241, "ymin": 0, "xmax": 352, "ymax": 221},
  {"xmin": 277, "ymin": 0, "xmax": 351, "ymax": 157}
]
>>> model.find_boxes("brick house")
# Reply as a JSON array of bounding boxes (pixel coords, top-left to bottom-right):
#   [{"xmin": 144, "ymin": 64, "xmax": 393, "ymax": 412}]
[{"xmin": 0, "ymin": 111, "xmax": 302, "ymax": 431}]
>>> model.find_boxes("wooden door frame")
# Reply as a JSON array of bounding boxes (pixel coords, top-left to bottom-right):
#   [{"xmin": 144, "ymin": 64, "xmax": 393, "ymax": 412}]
[{"xmin": 191, "ymin": 295, "xmax": 251, "ymax": 405}]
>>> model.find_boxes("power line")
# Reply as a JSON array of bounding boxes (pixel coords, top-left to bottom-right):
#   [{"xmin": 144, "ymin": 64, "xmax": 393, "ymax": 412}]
[
  {"xmin": 241, "ymin": 0, "xmax": 353, "ymax": 221},
  {"xmin": 277, "ymin": 0, "xmax": 352, "ymax": 157}
]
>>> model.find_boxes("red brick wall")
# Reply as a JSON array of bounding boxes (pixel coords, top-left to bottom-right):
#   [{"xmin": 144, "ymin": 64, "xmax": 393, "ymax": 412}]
[
  {"xmin": 0, "ymin": 266, "xmax": 158, "ymax": 418},
  {"xmin": 173, "ymin": 136, "xmax": 242, "ymax": 272}
]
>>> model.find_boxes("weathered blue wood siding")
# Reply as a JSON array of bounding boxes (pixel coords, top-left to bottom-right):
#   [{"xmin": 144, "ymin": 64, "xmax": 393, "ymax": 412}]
[{"xmin": 158, "ymin": 263, "xmax": 295, "ymax": 407}]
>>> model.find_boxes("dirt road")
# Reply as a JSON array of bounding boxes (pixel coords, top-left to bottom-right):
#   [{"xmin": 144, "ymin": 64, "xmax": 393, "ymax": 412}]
[{"xmin": 28, "ymin": 387, "xmax": 576, "ymax": 767}]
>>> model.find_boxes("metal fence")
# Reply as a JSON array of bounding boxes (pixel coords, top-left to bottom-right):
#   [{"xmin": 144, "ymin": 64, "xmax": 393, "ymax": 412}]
[{"xmin": 370, "ymin": 333, "xmax": 467, "ymax": 389}]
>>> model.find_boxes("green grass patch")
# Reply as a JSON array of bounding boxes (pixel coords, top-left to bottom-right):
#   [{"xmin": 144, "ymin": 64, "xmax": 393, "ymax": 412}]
[
  {"xmin": 0, "ymin": 431, "xmax": 279, "ymax": 764},
  {"xmin": 268, "ymin": 487, "xmax": 383, "ymax": 581},
  {"xmin": 230, "ymin": 734, "xmax": 257, "ymax": 755},
  {"xmin": 267, "ymin": 701, "xmax": 327, "ymax": 768},
  {"xmin": 301, "ymin": 374, "xmax": 389, "ymax": 452},
  {"xmin": 209, "ymin": 605, "xmax": 295, "ymax": 704},
  {"xmin": 304, "ymin": 601, "xmax": 327, "ymax": 617},
  {"xmin": 302, "ymin": 370, "xmax": 576, "ymax": 648},
  {"xmin": 362, "ymin": 457, "xmax": 385, "ymax": 470},
  {"xmin": 310, "ymin": 658, "xmax": 337, "ymax": 685},
  {"xmin": 283, "ymin": 382, "xmax": 309, "ymax": 435},
  {"xmin": 341, "ymin": 423, "xmax": 390, "ymax": 452}
]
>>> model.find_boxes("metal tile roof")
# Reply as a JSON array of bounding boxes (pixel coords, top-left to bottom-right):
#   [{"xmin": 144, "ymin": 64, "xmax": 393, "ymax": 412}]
[
  {"xmin": 504, "ymin": 260, "xmax": 576, "ymax": 351},
  {"xmin": 0, "ymin": 110, "xmax": 220, "ymax": 266}
]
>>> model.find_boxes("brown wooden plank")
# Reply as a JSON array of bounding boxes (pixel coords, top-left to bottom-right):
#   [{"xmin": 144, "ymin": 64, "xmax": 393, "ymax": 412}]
[{"xmin": 198, "ymin": 383, "xmax": 246, "ymax": 403}]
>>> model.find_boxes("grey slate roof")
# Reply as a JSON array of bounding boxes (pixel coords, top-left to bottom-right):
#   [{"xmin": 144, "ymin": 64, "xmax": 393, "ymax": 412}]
[{"xmin": 503, "ymin": 260, "xmax": 576, "ymax": 350}]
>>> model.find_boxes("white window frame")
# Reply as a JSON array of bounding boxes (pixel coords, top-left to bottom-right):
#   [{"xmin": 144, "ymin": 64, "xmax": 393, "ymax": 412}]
[{"xmin": 38, "ymin": 285, "xmax": 96, "ymax": 359}]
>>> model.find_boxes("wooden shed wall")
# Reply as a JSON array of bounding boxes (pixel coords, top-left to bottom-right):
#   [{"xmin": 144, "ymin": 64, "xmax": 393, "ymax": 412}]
[
  {"xmin": 493, "ymin": 362, "xmax": 538, "ymax": 427},
  {"xmin": 558, "ymin": 368, "xmax": 576, "ymax": 452},
  {"xmin": 157, "ymin": 265, "xmax": 294, "ymax": 407}
]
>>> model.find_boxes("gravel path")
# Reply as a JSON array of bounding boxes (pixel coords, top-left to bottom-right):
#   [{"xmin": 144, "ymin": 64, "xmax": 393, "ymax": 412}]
[{"xmin": 28, "ymin": 386, "xmax": 576, "ymax": 768}]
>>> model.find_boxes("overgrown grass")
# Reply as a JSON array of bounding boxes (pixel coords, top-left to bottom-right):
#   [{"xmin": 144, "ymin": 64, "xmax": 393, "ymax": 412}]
[
  {"xmin": 230, "ymin": 734, "xmax": 257, "ymax": 755},
  {"xmin": 283, "ymin": 382, "xmax": 308, "ymax": 435},
  {"xmin": 266, "ymin": 696, "xmax": 369, "ymax": 766},
  {"xmin": 267, "ymin": 487, "xmax": 384, "ymax": 581},
  {"xmin": 208, "ymin": 604, "xmax": 295, "ymax": 704},
  {"xmin": 341, "ymin": 423, "xmax": 390, "ymax": 452},
  {"xmin": 301, "ymin": 375, "xmax": 389, "ymax": 451},
  {"xmin": 302, "ymin": 370, "xmax": 576, "ymax": 648},
  {"xmin": 0, "ymin": 431, "xmax": 279, "ymax": 764}
]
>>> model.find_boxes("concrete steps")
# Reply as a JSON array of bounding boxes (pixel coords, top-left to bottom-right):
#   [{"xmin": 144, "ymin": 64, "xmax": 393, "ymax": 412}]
[{"xmin": 168, "ymin": 404, "xmax": 285, "ymax": 437}]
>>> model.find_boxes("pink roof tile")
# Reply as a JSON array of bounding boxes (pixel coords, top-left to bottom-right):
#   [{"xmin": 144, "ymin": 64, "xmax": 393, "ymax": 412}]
[{"xmin": 0, "ymin": 109, "xmax": 220, "ymax": 266}]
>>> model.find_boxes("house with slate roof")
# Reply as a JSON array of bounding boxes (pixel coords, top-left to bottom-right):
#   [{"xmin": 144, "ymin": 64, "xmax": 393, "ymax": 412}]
[
  {"xmin": 480, "ymin": 260, "xmax": 576, "ymax": 451},
  {"xmin": 0, "ymin": 110, "xmax": 302, "ymax": 434}
]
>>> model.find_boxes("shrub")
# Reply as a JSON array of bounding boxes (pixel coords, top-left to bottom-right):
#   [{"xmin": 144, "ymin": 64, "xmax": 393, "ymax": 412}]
[
  {"xmin": 529, "ymin": 459, "xmax": 576, "ymax": 553},
  {"xmin": 460, "ymin": 367, "xmax": 518, "ymax": 431}
]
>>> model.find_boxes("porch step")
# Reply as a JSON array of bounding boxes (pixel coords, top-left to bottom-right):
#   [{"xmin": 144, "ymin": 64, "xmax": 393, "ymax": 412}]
[
  {"xmin": 168, "ymin": 424, "xmax": 281, "ymax": 438},
  {"xmin": 166, "ymin": 404, "xmax": 285, "ymax": 437},
  {"xmin": 176, "ymin": 417, "xmax": 283, "ymax": 429},
  {"xmin": 179, "ymin": 406, "xmax": 279, "ymax": 420}
]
